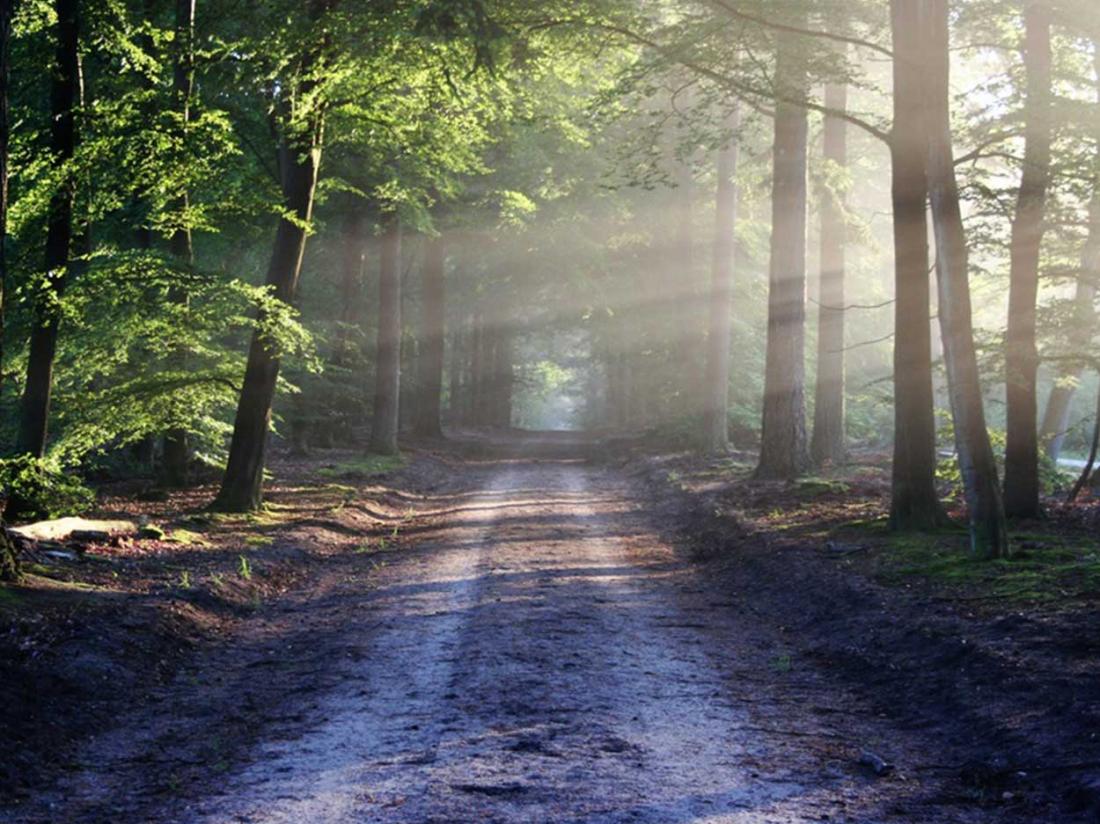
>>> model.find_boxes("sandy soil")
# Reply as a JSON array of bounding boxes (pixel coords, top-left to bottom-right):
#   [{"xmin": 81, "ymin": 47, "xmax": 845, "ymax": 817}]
[{"xmin": 1, "ymin": 434, "xmax": 1068, "ymax": 822}]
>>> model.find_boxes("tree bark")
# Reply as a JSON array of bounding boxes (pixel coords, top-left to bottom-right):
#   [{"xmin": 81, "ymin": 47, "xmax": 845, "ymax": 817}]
[
  {"xmin": 369, "ymin": 214, "xmax": 402, "ymax": 455},
  {"xmin": 0, "ymin": 0, "xmax": 11, "ymax": 411},
  {"xmin": 414, "ymin": 234, "xmax": 446, "ymax": 438},
  {"xmin": 1003, "ymin": 0, "xmax": 1052, "ymax": 518},
  {"xmin": 889, "ymin": 0, "xmax": 947, "ymax": 529},
  {"xmin": 922, "ymin": 0, "xmax": 1009, "ymax": 558},
  {"xmin": 212, "ymin": 2, "xmax": 327, "ymax": 512},
  {"xmin": 161, "ymin": 0, "xmax": 197, "ymax": 487},
  {"xmin": 0, "ymin": 0, "xmax": 15, "ymax": 580},
  {"xmin": 811, "ymin": 79, "xmax": 848, "ymax": 466},
  {"xmin": 16, "ymin": 0, "xmax": 80, "ymax": 459},
  {"xmin": 756, "ymin": 23, "xmax": 810, "ymax": 480},
  {"xmin": 703, "ymin": 107, "xmax": 739, "ymax": 454},
  {"xmin": 1040, "ymin": 199, "xmax": 1098, "ymax": 461}
]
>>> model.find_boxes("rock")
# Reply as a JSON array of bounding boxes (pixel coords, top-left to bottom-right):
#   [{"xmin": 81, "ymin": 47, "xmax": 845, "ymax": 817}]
[
  {"xmin": 859, "ymin": 750, "xmax": 894, "ymax": 777},
  {"xmin": 138, "ymin": 525, "xmax": 166, "ymax": 540}
]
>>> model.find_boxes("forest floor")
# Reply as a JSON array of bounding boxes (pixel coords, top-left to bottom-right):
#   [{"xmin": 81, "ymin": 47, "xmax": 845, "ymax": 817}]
[{"xmin": 1, "ymin": 431, "xmax": 1099, "ymax": 823}]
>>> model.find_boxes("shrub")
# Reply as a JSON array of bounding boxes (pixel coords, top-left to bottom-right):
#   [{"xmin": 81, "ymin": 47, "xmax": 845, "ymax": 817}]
[{"xmin": 0, "ymin": 456, "xmax": 95, "ymax": 523}]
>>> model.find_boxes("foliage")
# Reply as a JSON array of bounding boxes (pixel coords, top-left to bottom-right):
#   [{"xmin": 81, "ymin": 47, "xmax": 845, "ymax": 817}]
[{"xmin": 0, "ymin": 456, "xmax": 95, "ymax": 523}]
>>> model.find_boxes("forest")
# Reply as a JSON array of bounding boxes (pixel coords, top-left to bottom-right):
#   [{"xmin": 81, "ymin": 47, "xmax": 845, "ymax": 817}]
[{"xmin": 2, "ymin": 0, "xmax": 1100, "ymax": 822}]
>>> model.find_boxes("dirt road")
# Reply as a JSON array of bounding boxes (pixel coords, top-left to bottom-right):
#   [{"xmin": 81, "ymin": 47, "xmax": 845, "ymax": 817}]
[{"xmin": 9, "ymin": 438, "xmax": 1033, "ymax": 822}]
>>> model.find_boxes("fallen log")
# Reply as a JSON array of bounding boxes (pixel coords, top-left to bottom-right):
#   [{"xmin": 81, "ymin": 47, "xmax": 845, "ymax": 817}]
[{"xmin": 9, "ymin": 517, "xmax": 138, "ymax": 544}]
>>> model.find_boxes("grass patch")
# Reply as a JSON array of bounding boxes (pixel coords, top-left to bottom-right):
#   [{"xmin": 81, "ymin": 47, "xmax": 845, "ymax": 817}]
[
  {"xmin": 317, "ymin": 455, "xmax": 405, "ymax": 481},
  {"xmin": 879, "ymin": 529, "xmax": 1100, "ymax": 602},
  {"xmin": 244, "ymin": 534, "xmax": 274, "ymax": 548},
  {"xmin": 165, "ymin": 528, "xmax": 208, "ymax": 546},
  {"xmin": 794, "ymin": 477, "xmax": 850, "ymax": 496},
  {"xmin": 0, "ymin": 586, "xmax": 23, "ymax": 610}
]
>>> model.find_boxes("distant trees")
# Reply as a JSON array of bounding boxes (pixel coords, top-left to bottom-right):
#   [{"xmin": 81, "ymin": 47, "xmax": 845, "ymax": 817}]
[
  {"xmin": 370, "ymin": 215, "xmax": 402, "ymax": 456},
  {"xmin": 810, "ymin": 75, "xmax": 848, "ymax": 467},
  {"xmin": 2, "ymin": 0, "xmax": 1098, "ymax": 551},
  {"xmin": 703, "ymin": 108, "xmax": 739, "ymax": 455},
  {"xmin": 414, "ymin": 234, "xmax": 447, "ymax": 439}
]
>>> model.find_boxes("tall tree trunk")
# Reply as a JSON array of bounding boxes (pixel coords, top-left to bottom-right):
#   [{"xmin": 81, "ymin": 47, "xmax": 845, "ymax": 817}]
[
  {"xmin": 673, "ymin": 154, "xmax": 701, "ymax": 420},
  {"xmin": 212, "ymin": 2, "xmax": 327, "ymax": 511},
  {"xmin": 811, "ymin": 79, "xmax": 848, "ymax": 466},
  {"xmin": 756, "ymin": 23, "xmax": 810, "ymax": 480},
  {"xmin": 470, "ymin": 311, "xmax": 484, "ymax": 425},
  {"xmin": 889, "ymin": 0, "xmax": 946, "ymax": 529},
  {"xmin": 16, "ymin": 0, "xmax": 79, "ymax": 458},
  {"xmin": 0, "ymin": 0, "xmax": 8, "ymax": 406},
  {"xmin": 1003, "ymin": 0, "xmax": 1052, "ymax": 518},
  {"xmin": 0, "ymin": 0, "xmax": 16, "ymax": 579},
  {"xmin": 161, "ymin": 0, "xmax": 197, "ymax": 487},
  {"xmin": 923, "ymin": 0, "xmax": 1009, "ymax": 558},
  {"xmin": 703, "ymin": 107, "xmax": 739, "ymax": 454},
  {"xmin": 370, "ymin": 215, "xmax": 402, "ymax": 455},
  {"xmin": 1039, "ymin": 39, "xmax": 1099, "ymax": 463},
  {"xmin": 414, "ymin": 234, "xmax": 445, "ymax": 438},
  {"xmin": 1040, "ymin": 197, "xmax": 1099, "ymax": 461}
]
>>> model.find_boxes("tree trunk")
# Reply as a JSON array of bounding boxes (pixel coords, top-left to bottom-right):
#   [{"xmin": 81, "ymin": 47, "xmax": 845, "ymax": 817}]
[
  {"xmin": 1039, "ymin": 42, "xmax": 1100, "ymax": 463},
  {"xmin": 16, "ymin": 0, "xmax": 80, "ymax": 459},
  {"xmin": 811, "ymin": 79, "xmax": 848, "ymax": 466},
  {"xmin": 703, "ymin": 107, "xmax": 739, "ymax": 454},
  {"xmin": 756, "ymin": 24, "xmax": 810, "ymax": 480},
  {"xmin": 161, "ymin": 0, "xmax": 197, "ymax": 488},
  {"xmin": 922, "ymin": 0, "xmax": 1009, "ymax": 558},
  {"xmin": 1040, "ymin": 198, "xmax": 1098, "ymax": 461},
  {"xmin": 0, "ymin": 0, "xmax": 15, "ymax": 580},
  {"xmin": 0, "ymin": 0, "xmax": 11, "ymax": 408},
  {"xmin": 889, "ymin": 0, "xmax": 947, "ymax": 529},
  {"xmin": 1003, "ymin": 0, "xmax": 1052, "ymax": 518},
  {"xmin": 414, "ymin": 234, "xmax": 445, "ymax": 438},
  {"xmin": 673, "ymin": 155, "xmax": 702, "ymax": 420},
  {"xmin": 212, "ymin": 6, "xmax": 326, "ymax": 511},
  {"xmin": 370, "ymin": 215, "xmax": 402, "ymax": 455}
]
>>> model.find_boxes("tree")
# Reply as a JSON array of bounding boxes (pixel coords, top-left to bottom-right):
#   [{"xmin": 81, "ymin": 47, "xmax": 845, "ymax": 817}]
[
  {"xmin": 212, "ymin": 0, "xmax": 330, "ymax": 512},
  {"xmin": 757, "ymin": 21, "xmax": 811, "ymax": 480},
  {"xmin": 811, "ymin": 73, "xmax": 848, "ymax": 466},
  {"xmin": 922, "ymin": 0, "xmax": 1009, "ymax": 558},
  {"xmin": 703, "ymin": 106, "xmax": 739, "ymax": 454},
  {"xmin": 889, "ymin": 0, "xmax": 947, "ymax": 530},
  {"xmin": 370, "ymin": 214, "xmax": 402, "ymax": 455},
  {"xmin": 1003, "ymin": 0, "xmax": 1052, "ymax": 519},
  {"xmin": 161, "ymin": 0, "xmax": 197, "ymax": 488},
  {"xmin": 0, "ymin": 0, "xmax": 16, "ymax": 580},
  {"xmin": 16, "ymin": 0, "xmax": 80, "ymax": 460},
  {"xmin": 414, "ymin": 232, "xmax": 446, "ymax": 438},
  {"xmin": 1039, "ymin": 39, "xmax": 1099, "ymax": 463}
]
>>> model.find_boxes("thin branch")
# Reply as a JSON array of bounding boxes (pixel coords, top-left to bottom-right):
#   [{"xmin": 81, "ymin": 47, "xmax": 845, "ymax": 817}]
[
  {"xmin": 704, "ymin": 0, "xmax": 893, "ymax": 58},
  {"xmin": 828, "ymin": 331, "xmax": 894, "ymax": 353},
  {"xmin": 577, "ymin": 20, "xmax": 892, "ymax": 144},
  {"xmin": 810, "ymin": 297, "xmax": 895, "ymax": 311}
]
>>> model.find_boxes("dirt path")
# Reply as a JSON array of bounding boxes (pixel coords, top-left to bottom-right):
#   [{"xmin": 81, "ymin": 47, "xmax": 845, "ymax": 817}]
[{"xmin": 8, "ymin": 439, "xmax": 1033, "ymax": 822}]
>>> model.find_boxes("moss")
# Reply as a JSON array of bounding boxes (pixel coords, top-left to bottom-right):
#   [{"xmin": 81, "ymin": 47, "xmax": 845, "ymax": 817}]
[
  {"xmin": 879, "ymin": 529, "xmax": 1100, "ymax": 603},
  {"xmin": 164, "ymin": 529, "xmax": 208, "ymax": 546},
  {"xmin": 244, "ymin": 534, "xmax": 274, "ymax": 547},
  {"xmin": 316, "ymin": 454, "xmax": 405, "ymax": 480},
  {"xmin": 794, "ymin": 477, "xmax": 850, "ymax": 496}
]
